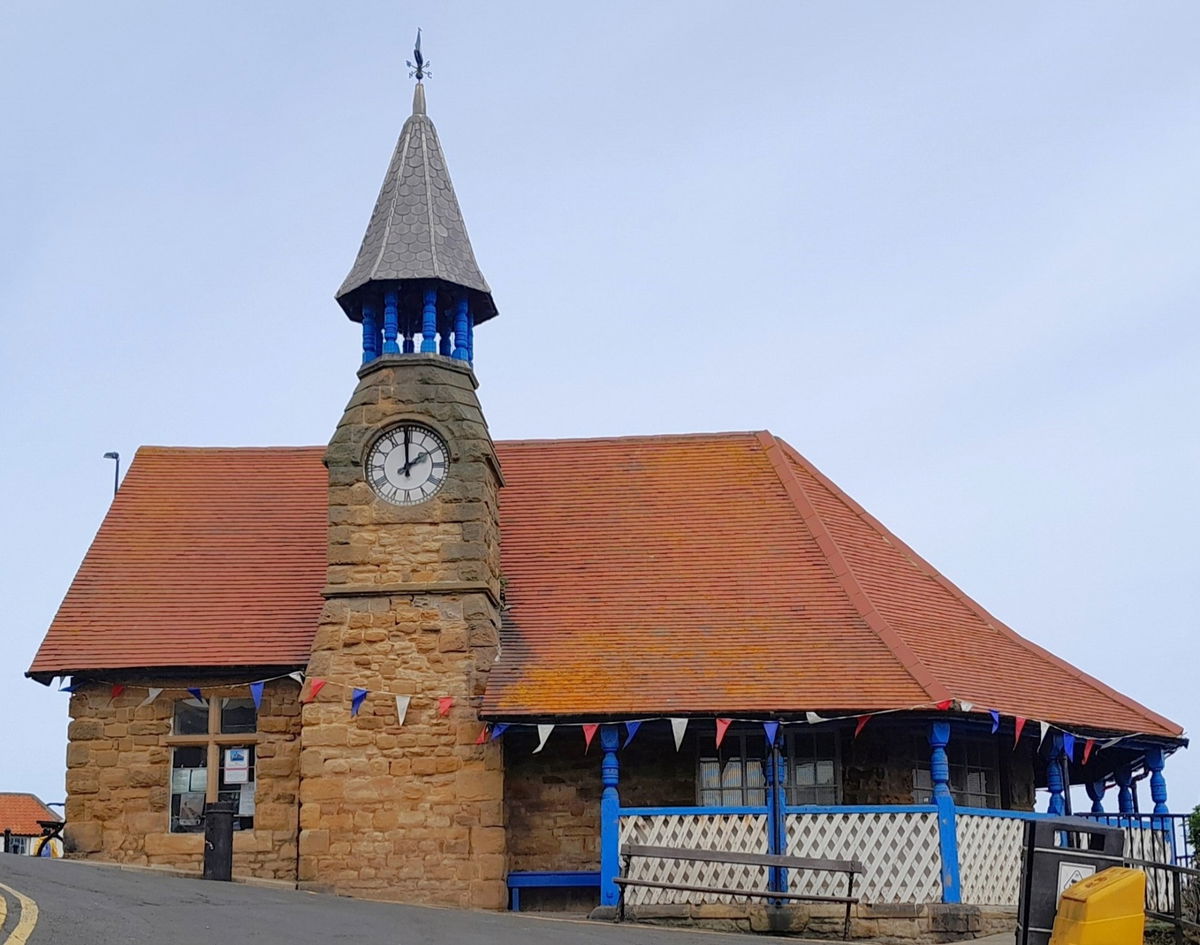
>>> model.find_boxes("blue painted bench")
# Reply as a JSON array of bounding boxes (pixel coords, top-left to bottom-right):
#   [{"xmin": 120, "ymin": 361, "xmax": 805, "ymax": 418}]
[{"xmin": 506, "ymin": 870, "xmax": 601, "ymax": 911}]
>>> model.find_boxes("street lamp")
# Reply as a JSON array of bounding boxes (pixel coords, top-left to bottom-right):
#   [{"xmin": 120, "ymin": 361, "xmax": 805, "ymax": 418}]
[{"xmin": 103, "ymin": 451, "xmax": 120, "ymax": 497}]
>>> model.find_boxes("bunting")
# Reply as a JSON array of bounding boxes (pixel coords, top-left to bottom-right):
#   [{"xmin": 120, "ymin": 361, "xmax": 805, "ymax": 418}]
[
  {"xmin": 582, "ymin": 723, "xmax": 599, "ymax": 752},
  {"xmin": 670, "ymin": 718, "xmax": 688, "ymax": 751},
  {"xmin": 490, "ymin": 722, "xmax": 509, "ymax": 741},
  {"xmin": 437, "ymin": 696, "xmax": 454, "ymax": 717},
  {"xmin": 854, "ymin": 715, "xmax": 870, "ymax": 739},
  {"xmin": 350, "ymin": 688, "xmax": 368, "ymax": 718},
  {"xmin": 287, "ymin": 671, "xmax": 305, "ymax": 686},
  {"xmin": 989, "ymin": 709, "xmax": 1000, "ymax": 734},
  {"xmin": 935, "ymin": 700, "xmax": 953, "ymax": 711},
  {"xmin": 249, "ymin": 681, "xmax": 264, "ymax": 711},
  {"xmin": 715, "ymin": 718, "xmax": 732, "ymax": 749},
  {"xmin": 1062, "ymin": 732, "xmax": 1076, "ymax": 762},
  {"xmin": 1082, "ymin": 738, "xmax": 1095, "ymax": 765},
  {"xmin": 533, "ymin": 724, "xmax": 554, "ymax": 754},
  {"xmin": 805, "ymin": 711, "xmax": 824, "ymax": 725},
  {"xmin": 187, "ymin": 687, "xmax": 204, "ymax": 704},
  {"xmin": 475, "ymin": 724, "xmax": 490, "ymax": 745},
  {"xmin": 763, "ymin": 720, "xmax": 780, "ymax": 746},
  {"xmin": 300, "ymin": 679, "xmax": 326, "ymax": 704},
  {"xmin": 138, "ymin": 687, "xmax": 162, "ymax": 708},
  {"xmin": 111, "ymin": 684, "xmax": 126, "ymax": 700},
  {"xmin": 623, "ymin": 720, "xmax": 642, "ymax": 748},
  {"xmin": 394, "ymin": 695, "xmax": 411, "ymax": 726},
  {"xmin": 1013, "ymin": 717, "xmax": 1027, "ymax": 747}
]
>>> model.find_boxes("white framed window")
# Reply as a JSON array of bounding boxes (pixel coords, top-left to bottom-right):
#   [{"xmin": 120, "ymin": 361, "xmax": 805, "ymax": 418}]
[
  {"xmin": 784, "ymin": 731, "xmax": 841, "ymax": 806},
  {"xmin": 697, "ymin": 729, "xmax": 842, "ymax": 807}
]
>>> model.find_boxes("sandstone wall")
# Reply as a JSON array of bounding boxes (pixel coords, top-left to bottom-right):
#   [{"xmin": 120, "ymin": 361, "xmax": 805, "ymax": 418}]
[{"xmin": 63, "ymin": 676, "xmax": 300, "ymax": 879}]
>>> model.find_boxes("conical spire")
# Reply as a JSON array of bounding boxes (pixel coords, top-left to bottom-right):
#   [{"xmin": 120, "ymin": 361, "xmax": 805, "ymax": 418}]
[{"xmin": 336, "ymin": 82, "xmax": 496, "ymax": 323}]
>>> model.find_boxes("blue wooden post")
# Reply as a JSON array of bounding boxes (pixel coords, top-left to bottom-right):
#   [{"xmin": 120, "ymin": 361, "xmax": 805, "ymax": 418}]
[
  {"xmin": 1114, "ymin": 765, "xmax": 1134, "ymax": 814},
  {"xmin": 1085, "ymin": 780, "xmax": 1106, "ymax": 814},
  {"xmin": 382, "ymin": 289, "xmax": 400, "ymax": 354},
  {"xmin": 1046, "ymin": 733, "xmax": 1066, "ymax": 815},
  {"xmin": 767, "ymin": 739, "xmax": 788, "ymax": 894},
  {"xmin": 599, "ymin": 724, "xmax": 621, "ymax": 907},
  {"xmin": 361, "ymin": 301, "xmax": 379, "ymax": 364},
  {"xmin": 452, "ymin": 296, "xmax": 469, "ymax": 360},
  {"xmin": 1145, "ymin": 748, "xmax": 1169, "ymax": 815},
  {"xmin": 439, "ymin": 309, "xmax": 453, "ymax": 357},
  {"xmin": 420, "ymin": 288, "xmax": 438, "ymax": 353},
  {"xmin": 930, "ymin": 721, "xmax": 960, "ymax": 903},
  {"xmin": 466, "ymin": 310, "xmax": 475, "ymax": 363}
]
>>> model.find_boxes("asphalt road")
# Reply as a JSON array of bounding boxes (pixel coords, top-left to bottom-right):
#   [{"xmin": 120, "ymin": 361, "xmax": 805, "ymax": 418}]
[{"xmin": 0, "ymin": 856, "xmax": 790, "ymax": 945}]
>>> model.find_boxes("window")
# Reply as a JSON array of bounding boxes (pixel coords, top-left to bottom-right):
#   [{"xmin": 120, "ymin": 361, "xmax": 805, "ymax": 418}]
[
  {"xmin": 166, "ymin": 696, "xmax": 258, "ymax": 832},
  {"xmin": 699, "ymin": 732, "xmax": 767, "ymax": 806},
  {"xmin": 7, "ymin": 835, "xmax": 30, "ymax": 855},
  {"xmin": 698, "ymin": 730, "xmax": 842, "ymax": 807},
  {"xmin": 783, "ymin": 731, "xmax": 840, "ymax": 806},
  {"xmin": 913, "ymin": 736, "xmax": 1000, "ymax": 809}
]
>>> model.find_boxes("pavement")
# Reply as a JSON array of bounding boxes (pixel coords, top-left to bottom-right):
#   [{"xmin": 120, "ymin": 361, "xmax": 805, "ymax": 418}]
[{"xmin": 0, "ymin": 855, "xmax": 1016, "ymax": 945}]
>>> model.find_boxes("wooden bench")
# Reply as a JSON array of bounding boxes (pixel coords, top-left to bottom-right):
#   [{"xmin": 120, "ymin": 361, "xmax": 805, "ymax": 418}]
[
  {"xmin": 506, "ymin": 870, "xmax": 601, "ymax": 911},
  {"xmin": 616, "ymin": 844, "xmax": 865, "ymax": 939}
]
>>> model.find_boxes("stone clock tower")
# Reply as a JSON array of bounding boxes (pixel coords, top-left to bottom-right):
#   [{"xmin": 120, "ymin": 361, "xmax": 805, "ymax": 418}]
[{"xmin": 298, "ymin": 79, "xmax": 506, "ymax": 909}]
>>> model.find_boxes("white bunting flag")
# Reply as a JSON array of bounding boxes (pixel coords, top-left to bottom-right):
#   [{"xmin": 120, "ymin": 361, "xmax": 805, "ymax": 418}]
[
  {"xmin": 959, "ymin": 701, "xmax": 974, "ymax": 712},
  {"xmin": 138, "ymin": 687, "xmax": 163, "ymax": 707},
  {"xmin": 805, "ymin": 711, "xmax": 824, "ymax": 725},
  {"xmin": 1039, "ymin": 722, "xmax": 1051, "ymax": 748},
  {"xmin": 288, "ymin": 671, "xmax": 305, "ymax": 686},
  {"xmin": 533, "ymin": 724, "xmax": 554, "ymax": 754},
  {"xmin": 1100, "ymin": 736, "xmax": 1124, "ymax": 750},
  {"xmin": 670, "ymin": 718, "xmax": 688, "ymax": 751},
  {"xmin": 394, "ymin": 695, "xmax": 411, "ymax": 727}
]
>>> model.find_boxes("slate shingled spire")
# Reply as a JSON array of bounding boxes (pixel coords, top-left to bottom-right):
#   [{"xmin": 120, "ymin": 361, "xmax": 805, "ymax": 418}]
[{"xmin": 336, "ymin": 78, "xmax": 496, "ymax": 358}]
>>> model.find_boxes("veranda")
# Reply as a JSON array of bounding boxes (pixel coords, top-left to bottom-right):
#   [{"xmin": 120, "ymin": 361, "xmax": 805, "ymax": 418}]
[{"xmin": 504, "ymin": 714, "xmax": 1188, "ymax": 923}]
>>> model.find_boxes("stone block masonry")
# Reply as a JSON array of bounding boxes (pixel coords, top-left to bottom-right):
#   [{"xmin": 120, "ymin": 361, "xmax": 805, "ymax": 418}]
[
  {"xmin": 300, "ymin": 354, "xmax": 506, "ymax": 909},
  {"xmin": 62, "ymin": 676, "xmax": 300, "ymax": 879}
]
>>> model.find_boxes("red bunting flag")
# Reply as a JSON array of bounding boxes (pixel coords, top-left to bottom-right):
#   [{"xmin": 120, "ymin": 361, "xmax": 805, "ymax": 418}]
[
  {"xmin": 1013, "ymin": 716, "xmax": 1026, "ymax": 747},
  {"xmin": 854, "ymin": 715, "xmax": 870, "ymax": 739},
  {"xmin": 437, "ymin": 696, "xmax": 454, "ymax": 717},
  {"xmin": 935, "ymin": 700, "xmax": 953, "ymax": 711},
  {"xmin": 475, "ymin": 724, "xmax": 490, "ymax": 745},
  {"xmin": 111, "ymin": 684, "xmax": 126, "ymax": 699},
  {"xmin": 301, "ymin": 678, "xmax": 327, "ymax": 704},
  {"xmin": 715, "ymin": 718, "xmax": 732, "ymax": 748},
  {"xmin": 1082, "ymin": 738, "xmax": 1095, "ymax": 765},
  {"xmin": 582, "ymin": 724, "xmax": 599, "ymax": 752}
]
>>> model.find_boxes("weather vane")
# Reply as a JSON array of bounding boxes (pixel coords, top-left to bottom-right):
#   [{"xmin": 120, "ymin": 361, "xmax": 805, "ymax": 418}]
[{"xmin": 406, "ymin": 29, "xmax": 430, "ymax": 81}]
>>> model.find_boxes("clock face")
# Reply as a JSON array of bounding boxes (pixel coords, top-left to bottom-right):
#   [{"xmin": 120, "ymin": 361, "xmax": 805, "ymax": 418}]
[{"xmin": 366, "ymin": 425, "xmax": 450, "ymax": 506}]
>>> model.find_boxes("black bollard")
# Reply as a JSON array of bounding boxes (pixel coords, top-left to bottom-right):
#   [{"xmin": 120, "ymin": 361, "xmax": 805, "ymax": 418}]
[
  {"xmin": 202, "ymin": 801, "xmax": 236, "ymax": 881},
  {"xmin": 3, "ymin": 829, "xmax": 10, "ymax": 854}
]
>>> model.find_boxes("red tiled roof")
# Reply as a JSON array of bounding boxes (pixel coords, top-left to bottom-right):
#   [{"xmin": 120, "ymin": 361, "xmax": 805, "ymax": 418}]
[
  {"xmin": 28, "ymin": 435, "xmax": 1182, "ymax": 738},
  {"xmin": 0, "ymin": 793, "xmax": 58, "ymax": 835},
  {"xmin": 29, "ymin": 447, "xmax": 327, "ymax": 673}
]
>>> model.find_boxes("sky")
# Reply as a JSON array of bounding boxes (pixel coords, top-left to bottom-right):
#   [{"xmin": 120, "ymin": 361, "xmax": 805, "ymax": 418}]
[{"xmin": 1, "ymin": 3, "xmax": 1197, "ymax": 815}]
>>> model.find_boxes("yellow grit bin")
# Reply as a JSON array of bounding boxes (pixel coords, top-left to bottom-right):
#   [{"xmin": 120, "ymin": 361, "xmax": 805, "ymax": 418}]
[{"xmin": 1049, "ymin": 867, "xmax": 1146, "ymax": 945}]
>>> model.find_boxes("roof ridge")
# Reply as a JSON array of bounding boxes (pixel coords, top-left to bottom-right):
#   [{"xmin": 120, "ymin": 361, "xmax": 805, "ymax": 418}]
[
  {"xmin": 773, "ymin": 437, "xmax": 1183, "ymax": 738},
  {"xmin": 756, "ymin": 432, "xmax": 952, "ymax": 704}
]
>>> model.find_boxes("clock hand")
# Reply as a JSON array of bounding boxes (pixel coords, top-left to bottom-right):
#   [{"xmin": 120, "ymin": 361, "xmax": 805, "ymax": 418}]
[{"xmin": 403, "ymin": 427, "xmax": 411, "ymax": 473}]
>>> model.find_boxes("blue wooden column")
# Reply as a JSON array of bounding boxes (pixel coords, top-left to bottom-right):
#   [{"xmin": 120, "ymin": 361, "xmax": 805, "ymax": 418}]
[
  {"xmin": 1085, "ymin": 780, "xmax": 1106, "ymax": 814},
  {"xmin": 1145, "ymin": 748, "xmax": 1169, "ymax": 815},
  {"xmin": 1114, "ymin": 765, "xmax": 1135, "ymax": 814},
  {"xmin": 420, "ymin": 288, "xmax": 438, "ymax": 353},
  {"xmin": 466, "ymin": 311, "xmax": 475, "ymax": 363},
  {"xmin": 382, "ymin": 289, "xmax": 400, "ymax": 354},
  {"xmin": 599, "ymin": 725, "xmax": 621, "ymax": 907},
  {"xmin": 439, "ymin": 308, "xmax": 453, "ymax": 357},
  {"xmin": 930, "ymin": 721, "xmax": 961, "ymax": 903},
  {"xmin": 361, "ymin": 300, "xmax": 380, "ymax": 363},
  {"xmin": 452, "ymin": 296, "xmax": 470, "ymax": 361},
  {"xmin": 1046, "ymin": 733, "xmax": 1066, "ymax": 815}
]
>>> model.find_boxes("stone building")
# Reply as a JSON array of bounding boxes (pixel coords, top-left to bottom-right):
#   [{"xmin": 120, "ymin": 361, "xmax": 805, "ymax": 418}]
[{"xmin": 29, "ymin": 76, "xmax": 1186, "ymax": 925}]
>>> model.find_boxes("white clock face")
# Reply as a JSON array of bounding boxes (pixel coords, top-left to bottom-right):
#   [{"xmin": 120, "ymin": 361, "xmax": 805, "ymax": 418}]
[{"xmin": 366, "ymin": 425, "xmax": 449, "ymax": 506}]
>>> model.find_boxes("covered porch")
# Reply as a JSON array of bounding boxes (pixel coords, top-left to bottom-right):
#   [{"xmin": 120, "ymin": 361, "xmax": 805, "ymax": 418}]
[{"xmin": 501, "ymin": 711, "xmax": 1188, "ymax": 927}]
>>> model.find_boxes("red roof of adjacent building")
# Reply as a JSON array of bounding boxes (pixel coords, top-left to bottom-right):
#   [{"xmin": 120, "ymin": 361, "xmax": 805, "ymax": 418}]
[
  {"xmin": 28, "ymin": 434, "xmax": 1182, "ymax": 738},
  {"xmin": 0, "ymin": 793, "xmax": 59, "ymax": 835}
]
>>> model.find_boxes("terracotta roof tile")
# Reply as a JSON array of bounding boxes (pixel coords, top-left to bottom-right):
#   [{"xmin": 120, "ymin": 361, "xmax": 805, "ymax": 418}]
[
  {"xmin": 27, "ymin": 434, "xmax": 1182, "ymax": 739},
  {"xmin": 0, "ymin": 793, "xmax": 58, "ymax": 836}
]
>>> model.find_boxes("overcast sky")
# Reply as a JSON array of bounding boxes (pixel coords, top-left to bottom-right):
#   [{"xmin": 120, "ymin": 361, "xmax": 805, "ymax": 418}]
[{"xmin": 2, "ymin": 2, "xmax": 1196, "ymax": 815}]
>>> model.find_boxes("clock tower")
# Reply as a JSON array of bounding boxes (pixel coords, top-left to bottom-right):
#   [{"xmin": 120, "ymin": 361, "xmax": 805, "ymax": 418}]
[{"xmin": 298, "ymin": 76, "xmax": 506, "ymax": 908}]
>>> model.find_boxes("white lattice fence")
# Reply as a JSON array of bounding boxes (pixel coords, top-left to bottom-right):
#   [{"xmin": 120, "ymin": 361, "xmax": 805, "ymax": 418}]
[
  {"xmin": 785, "ymin": 811, "xmax": 942, "ymax": 903},
  {"xmin": 1124, "ymin": 826, "xmax": 1175, "ymax": 913},
  {"xmin": 618, "ymin": 813, "xmax": 771, "ymax": 904},
  {"xmin": 956, "ymin": 814, "xmax": 1025, "ymax": 905}
]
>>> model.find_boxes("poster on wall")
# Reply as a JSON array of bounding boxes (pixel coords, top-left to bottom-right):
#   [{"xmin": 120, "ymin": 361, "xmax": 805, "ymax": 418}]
[
  {"xmin": 171, "ymin": 769, "xmax": 190, "ymax": 793},
  {"xmin": 178, "ymin": 792, "xmax": 204, "ymax": 827},
  {"xmin": 238, "ymin": 782, "xmax": 256, "ymax": 817},
  {"xmin": 224, "ymin": 748, "xmax": 250, "ymax": 784},
  {"xmin": 189, "ymin": 768, "xmax": 207, "ymax": 792}
]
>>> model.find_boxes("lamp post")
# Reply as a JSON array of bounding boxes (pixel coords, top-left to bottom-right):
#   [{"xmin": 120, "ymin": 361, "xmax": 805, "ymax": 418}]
[{"xmin": 103, "ymin": 451, "xmax": 120, "ymax": 497}]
